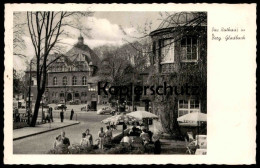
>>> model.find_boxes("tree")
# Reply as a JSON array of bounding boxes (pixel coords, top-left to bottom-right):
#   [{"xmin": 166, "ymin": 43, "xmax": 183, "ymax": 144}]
[{"xmin": 24, "ymin": 11, "xmax": 93, "ymax": 127}]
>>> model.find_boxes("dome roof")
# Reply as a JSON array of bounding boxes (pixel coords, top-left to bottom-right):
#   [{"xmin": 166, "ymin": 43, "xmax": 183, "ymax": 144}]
[{"xmin": 150, "ymin": 12, "xmax": 207, "ymax": 36}]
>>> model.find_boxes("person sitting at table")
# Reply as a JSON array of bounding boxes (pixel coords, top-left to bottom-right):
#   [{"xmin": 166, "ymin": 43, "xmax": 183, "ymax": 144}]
[
  {"xmin": 121, "ymin": 133, "xmax": 132, "ymax": 144},
  {"xmin": 188, "ymin": 139, "xmax": 198, "ymax": 154},
  {"xmin": 147, "ymin": 130, "xmax": 153, "ymax": 142},
  {"xmin": 80, "ymin": 132, "xmax": 90, "ymax": 147},
  {"xmin": 140, "ymin": 128, "xmax": 150, "ymax": 145},
  {"xmin": 129, "ymin": 126, "xmax": 138, "ymax": 136}
]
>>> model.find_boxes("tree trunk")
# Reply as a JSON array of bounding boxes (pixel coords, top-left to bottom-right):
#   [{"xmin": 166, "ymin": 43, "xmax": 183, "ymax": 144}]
[{"xmin": 30, "ymin": 91, "xmax": 43, "ymax": 127}]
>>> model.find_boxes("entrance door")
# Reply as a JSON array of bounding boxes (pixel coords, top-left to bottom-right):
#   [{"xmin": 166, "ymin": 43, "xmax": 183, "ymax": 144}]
[
  {"xmin": 91, "ymin": 101, "xmax": 97, "ymax": 111},
  {"xmin": 67, "ymin": 93, "xmax": 72, "ymax": 101}
]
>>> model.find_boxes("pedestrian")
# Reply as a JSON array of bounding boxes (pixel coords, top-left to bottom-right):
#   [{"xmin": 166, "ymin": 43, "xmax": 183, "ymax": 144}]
[
  {"xmin": 85, "ymin": 129, "xmax": 93, "ymax": 146},
  {"xmin": 60, "ymin": 109, "xmax": 64, "ymax": 122},
  {"xmin": 98, "ymin": 127, "xmax": 105, "ymax": 149},
  {"xmin": 49, "ymin": 107, "xmax": 53, "ymax": 122},
  {"xmin": 70, "ymin": 109, "xmax": 74, "ymax": 120}
]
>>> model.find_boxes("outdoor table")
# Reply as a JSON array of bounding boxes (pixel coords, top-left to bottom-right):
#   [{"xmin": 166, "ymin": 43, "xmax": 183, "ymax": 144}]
[{"xmin": 195, "ymin": 149, "xmax": 207, "ymax": 155}]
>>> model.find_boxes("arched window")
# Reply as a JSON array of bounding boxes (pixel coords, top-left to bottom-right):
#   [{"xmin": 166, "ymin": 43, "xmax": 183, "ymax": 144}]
[
  {"xmin": 72, "ymin": 76, "xmax": 77, "ymax": 85},
  {"xmin": 82, "ymin": 76, "xmax": 87, "ymax": 85},
  {"xmin": 63, "ymin": 76, "xmax": 67, "ymax": 85},
  {"xmin": 53, "ymin": 77, "xmax": 57, "ymax": 85}
]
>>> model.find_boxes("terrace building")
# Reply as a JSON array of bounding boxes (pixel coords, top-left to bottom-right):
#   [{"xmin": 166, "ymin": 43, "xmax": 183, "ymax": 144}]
[{"xmin": 144, "ymin": 12, "xmax": 207, "ymax": 131}]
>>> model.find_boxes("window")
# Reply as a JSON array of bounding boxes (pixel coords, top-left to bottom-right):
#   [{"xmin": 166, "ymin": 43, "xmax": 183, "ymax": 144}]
[
  {"xmin": 75, "ymin": 93, "xmax": 79, "ymax": 98},
  {"xmin": 60, "ymin": 93, "xmax": 64, "ymax": 97},
  {"xmin": 82, "ymin": 76, "xmax": 87, "ymax": 85},
  {"xmin": 160, "ymin": 39, "xmax": 174, "ymax": 64},
  {"xmin": 181, "ymin": 37, "xmax": 198, "ymax": 62},
  {"xmin": 72, "ymin": 76, "xmax": 77, "ymax": 85},
  {"xmin": 91, "ymin": 94, "xmax": 95, "ymax": 98},
  {"xmin": 178, "ymin": 99, "xmax": 200, "ymax": 117},
  {"xmin": 81, "ymin": 92, "xmax": 87, "ymax": 97},
  {"xmin": 88, "ymin": 84, "xmax": 96, "ymax": 91},
  {"xmin": 53, "ymin": 77, "xmax": 57, "ymax": 85},
  {"xmin": 63, "ymin": 76, "xmax": 67, "ymax": 85}
]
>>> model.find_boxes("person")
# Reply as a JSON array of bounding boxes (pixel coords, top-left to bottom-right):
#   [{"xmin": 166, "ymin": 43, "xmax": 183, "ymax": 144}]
[
  {"xmin": 49, "ymin": 107, "xmax": 53, "ymax": 122},
  {"xmin": 70, "ymin": 109, "xmax": 74, "ymax": 120},
  {"xmin": 188, "ymin": 139, "xmax": 198, "ymax": 154},
  {"xmin": 98, "ymin": 127, "xmax": 106, "ymax": 149},
  {"xmin": 61, "ymin": 131, "xmax": 70, "ymax": 147},
  {"xmin": 105, "ymin": 125, "xmax": 113, "ymax": 144},
  {"xmin": 80, "ymin": 132, "xmax": 90, "ymax": 147},
  {"xmin": 110, "ymin": 122, "xmax": 117, "ymax": 130},
  {"xmin": 53, "ymin": 135, "xmax": 63, "ymax": 148},
  {"xmin": 129, "ymin": 126, "xmax": 137, "ymax": 136},
  {"xmin": 120, "ymin": 133, "xmax": 131, "ymax": 144},
  {"xmin": 85, "ymin": 129, "xmax": 93, "ymax": 146},
  {"xmin": 14, "ymin": 109, "xmax": 20, "ymax": 122},
  {"xmin": 140, "ymin": 128, "xmax": 150, "ymax": 145},
  {"xmin": 147, "ymin": 130, "xmax": 153, "ymax": 142},
  {"xmin": 153, "ymin": 134, "xmax": 161, "ymax": 154},
  {"xmin": 60, "ymin": 109, "xmax": 64, "ymax": 122}
]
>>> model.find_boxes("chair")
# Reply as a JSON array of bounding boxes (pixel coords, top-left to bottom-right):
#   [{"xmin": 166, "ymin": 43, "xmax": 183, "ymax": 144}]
[
  {"xmin": 195, "ymin": 135, "xmax": 207, "ymax": 149},
  {"xmin": 185, "ymin": 138, "xmax": 192, "ymax": 154},
  {"xmin": 187, "ymin": 132, "xmax": 194, "ymax": 142}
]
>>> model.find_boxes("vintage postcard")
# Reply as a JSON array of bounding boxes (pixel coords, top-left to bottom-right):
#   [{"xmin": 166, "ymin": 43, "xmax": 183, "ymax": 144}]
[{"xmin": 4, "ymin": 3, "xmax": 256, "ymax": 164}]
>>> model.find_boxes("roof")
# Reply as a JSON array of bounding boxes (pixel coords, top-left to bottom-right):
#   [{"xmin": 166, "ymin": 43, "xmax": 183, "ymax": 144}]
[
  {"xmin": 26, "ymin": 37, "xmax": 101, "ymax": 71},
  {"xmin": 150, "ymin": 12, "xmax": 207, "ymax": 36},
  {"xmin": 65, "ymin": 42, "xmax": 101, "ymax": 67}
]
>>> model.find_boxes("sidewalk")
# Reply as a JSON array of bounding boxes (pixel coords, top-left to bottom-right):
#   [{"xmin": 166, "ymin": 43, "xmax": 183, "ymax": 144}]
[{"xmin": 13, "ymin": 119, "xmax": 80, "ymax": 140}]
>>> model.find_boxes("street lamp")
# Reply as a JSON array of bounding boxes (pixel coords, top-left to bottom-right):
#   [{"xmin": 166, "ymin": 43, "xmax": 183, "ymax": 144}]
[
  {"xmin": 41, "ymin": 95, "xmax": 45, "ymax": 123},
  {"xmin": 27, "ymin": 60, "xmax": 33, "ymax": 124}
]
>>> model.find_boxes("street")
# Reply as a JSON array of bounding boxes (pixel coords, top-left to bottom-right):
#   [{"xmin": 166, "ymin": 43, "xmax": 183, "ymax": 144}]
[{"xmin": 13, "ymin": 111, "xmax": 115, "ymax": 154}]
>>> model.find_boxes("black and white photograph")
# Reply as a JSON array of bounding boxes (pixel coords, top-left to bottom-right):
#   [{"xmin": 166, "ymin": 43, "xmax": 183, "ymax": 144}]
[
  {"xmin": 4, "ymin": 3, "xmax": 256, "ymax": 165},
  {"xmin": 11, "ymin": 10, "xmax": 207, "ymax": 155}
]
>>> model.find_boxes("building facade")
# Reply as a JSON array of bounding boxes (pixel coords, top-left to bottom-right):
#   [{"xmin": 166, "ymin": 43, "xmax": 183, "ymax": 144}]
[
  {"xmin": 145, "ymin": 12, "xmax": 207, "ymax": 132},
  {"xmin": 25, "ymin": 35, "xmax": 105, "ymax": 109}
]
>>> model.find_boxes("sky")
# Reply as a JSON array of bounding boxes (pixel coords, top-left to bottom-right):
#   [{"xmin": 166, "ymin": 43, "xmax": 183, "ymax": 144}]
[{"xmin": 13, "ymin": 11, "xmax": 169, "ymax": 71}]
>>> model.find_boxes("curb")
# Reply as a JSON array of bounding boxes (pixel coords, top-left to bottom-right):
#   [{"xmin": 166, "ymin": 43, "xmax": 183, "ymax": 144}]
[{"xmin": 13, "ymin": 122, "xmax": 80, "ymax": 141}]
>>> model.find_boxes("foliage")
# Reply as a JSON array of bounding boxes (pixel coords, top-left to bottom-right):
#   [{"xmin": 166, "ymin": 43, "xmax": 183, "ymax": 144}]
[
  {"xmin": 13, "ymin": 69, "xmax": 26, "ymax": 95},
  {"xmin": 47, "ymin": 142, "xmax": 155, "ymax": 154}
]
